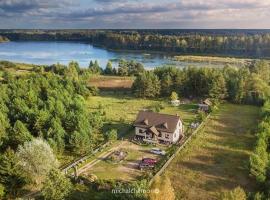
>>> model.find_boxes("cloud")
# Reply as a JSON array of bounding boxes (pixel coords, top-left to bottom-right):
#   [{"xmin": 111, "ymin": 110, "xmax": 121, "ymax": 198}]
[
  {"xmin": 0, "ymin": 0, "xmax": 75, "ymax": 16},
  {"xmin": 0, "ymin": 0, "xmax": 270, "ymax": 28}
]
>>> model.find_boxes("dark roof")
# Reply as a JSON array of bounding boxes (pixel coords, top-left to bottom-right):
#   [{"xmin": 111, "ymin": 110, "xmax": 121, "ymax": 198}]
[{"xmin": 134, "ymin": 111, "xmax": 181, "ymax": 133}]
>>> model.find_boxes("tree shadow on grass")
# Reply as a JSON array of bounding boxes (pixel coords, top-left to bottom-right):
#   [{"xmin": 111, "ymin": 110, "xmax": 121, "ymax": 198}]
[
  {"xmin": 175, "ymin": 146, "xmax": 255, "ymax": 192},
  {"xmin": 102, "ymin": 122, "xmax": 133, "ymax": 139}
]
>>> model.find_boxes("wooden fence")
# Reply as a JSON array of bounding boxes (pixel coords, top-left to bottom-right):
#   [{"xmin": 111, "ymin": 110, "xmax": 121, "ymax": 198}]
[
  {"xmin": 61, "ymin": 142, "xmax": 109, "ymax": 174},
  {"xmin": 149, "ymin": 114, "xmax": 211, "ymax": 185}
]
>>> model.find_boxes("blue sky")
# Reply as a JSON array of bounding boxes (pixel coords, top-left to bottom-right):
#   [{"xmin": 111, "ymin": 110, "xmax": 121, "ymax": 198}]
[{"xmin": 0, "ymin": 0, "xmax": 269, "ymax": 29}]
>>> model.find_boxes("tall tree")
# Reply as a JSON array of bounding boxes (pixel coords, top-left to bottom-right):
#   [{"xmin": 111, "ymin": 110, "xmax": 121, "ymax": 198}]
[
  {"xmin": 41, "ymin": 168, "xmax": 72, "ymax": 200},
  {"xmin": 9, "ymin": 120, "xmax": 32, "ymax": 147},
  {"xmin": 16, "ymin": 138, "xmax": 59, "ymax": 187},
  {"xmin": 132, "ymin": 71, "xmax": 160, "ymax": 98},
  {"xmin": 104, "ymin": 61, "xmax": 113, "ymax": 75},
  {"xmin": 0, "ymin": 148, "xmax": 26, "ymax": 198}
]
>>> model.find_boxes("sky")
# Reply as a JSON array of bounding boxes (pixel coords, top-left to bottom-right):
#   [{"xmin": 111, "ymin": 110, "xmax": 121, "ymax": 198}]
[{"xmin": 0, "ymin": 0, "xmax": 270, "ymax": 29}]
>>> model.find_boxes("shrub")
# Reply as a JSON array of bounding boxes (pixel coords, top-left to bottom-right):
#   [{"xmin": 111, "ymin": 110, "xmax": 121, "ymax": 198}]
[
  {"xmin": 220, "ymin": 187, "xmax": 246, "ymax": 200},
  {"xmin": 105, "ymin": 129, "xmax": 118, "ymax": 141}
]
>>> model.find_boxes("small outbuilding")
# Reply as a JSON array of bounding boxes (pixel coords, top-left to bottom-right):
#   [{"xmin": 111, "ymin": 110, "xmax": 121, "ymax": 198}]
[
  {"xmin": 171, "ymin": 99, "xmax": 180, "ymax": 106},
  {"xmin": 198, "ymin": 98, "xmax": 212, "ymax": 112}
]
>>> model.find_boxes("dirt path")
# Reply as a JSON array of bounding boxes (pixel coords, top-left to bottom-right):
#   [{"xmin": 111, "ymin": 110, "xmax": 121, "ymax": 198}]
[{"xmin": 78, "ymin": 141, "xmax": 129, "ymax": 175}]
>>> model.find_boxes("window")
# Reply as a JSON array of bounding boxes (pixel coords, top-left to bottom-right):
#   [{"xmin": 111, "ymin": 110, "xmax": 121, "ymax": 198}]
[{"xmin": 139, "ymin": 129, "xmax": 144, "ymax": 133}]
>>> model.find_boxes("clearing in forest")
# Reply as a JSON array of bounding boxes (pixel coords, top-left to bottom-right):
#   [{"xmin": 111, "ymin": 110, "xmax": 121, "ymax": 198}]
[{"xmin": 166, "ymin": 104, "xmax": 260, "ymax": 200}]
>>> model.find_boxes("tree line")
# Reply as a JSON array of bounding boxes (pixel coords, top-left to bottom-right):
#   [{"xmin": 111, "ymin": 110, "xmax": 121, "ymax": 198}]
[
  {"xmin": 132, "ymin": 60, "xmax": 270, "ymax": 105},
  {"xmin": 249, "ymin": 101, "xmax": 270, "ymax": 199},
  {"xmin": 1, "ymin": 30, "xmax": 270, "ymax": 57},
  {"xmin": 88, "ymin": 59, "xmax": 144, "ymax": 76}
]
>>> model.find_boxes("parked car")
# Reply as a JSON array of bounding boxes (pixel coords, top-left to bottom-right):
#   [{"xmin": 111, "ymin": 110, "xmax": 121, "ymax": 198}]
[
  {"xmin": 138, "ymin": 158, "xmax": 157, "ymax": 170},
  {"xmin": 142, "ymin": 158, "xmax": 157, "ymax": 165},
  {"xmin": 150, "ymin": 148, "xmax": 166, "ymax": 156},
  {"xmin": 138, "ymin": 162, "xmax": 155, "ymax": 170}
]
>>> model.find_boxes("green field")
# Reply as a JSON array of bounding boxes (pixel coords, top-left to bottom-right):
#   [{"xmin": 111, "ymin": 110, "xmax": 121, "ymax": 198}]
[
  {"xmin": 87, "ymin": 92, "xmax": 197, "ymax": 137},
  {"xmin": 166, "ymin": 104, "xmax": 260, "ymax": 200}
]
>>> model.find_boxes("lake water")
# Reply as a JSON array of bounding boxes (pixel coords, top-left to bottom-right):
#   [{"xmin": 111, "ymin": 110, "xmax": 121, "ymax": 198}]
[{"xmin": 0, "ymin": 41, "xmax": 222, "ymax": 69}]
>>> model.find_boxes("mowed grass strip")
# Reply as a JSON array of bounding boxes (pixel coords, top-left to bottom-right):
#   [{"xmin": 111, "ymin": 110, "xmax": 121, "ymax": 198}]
[{"xmin": 166, "ymin": 104, "xmax": 260, "ymax": 200}]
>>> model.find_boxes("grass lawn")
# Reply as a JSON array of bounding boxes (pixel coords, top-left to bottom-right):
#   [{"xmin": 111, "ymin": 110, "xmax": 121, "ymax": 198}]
[
  {"xmin": 87, "ymin": 92, "xmax": 197, "ymax": 138},
  {"xmin": 82, "ymin": 141, "xmax": 163, "ymax": 181},
  {"xmin": 165, "ymin": 103, "xmax": 260, "ymax": 200}
]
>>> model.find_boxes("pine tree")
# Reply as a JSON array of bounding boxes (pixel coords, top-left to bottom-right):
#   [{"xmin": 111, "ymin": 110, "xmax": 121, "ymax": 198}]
[
  {"xmin": 104, "ymin": 61, "xmax": 113, "ymax": 75},
  {"xmin": 10, "ymin": 120, "xmax": 32, "ymax": 147},
  {"xmin": 0, "ymin": 148, "xmax": 26, "ymax": 197},
  {"xmin": 161, "ymin": 74, "xmax": 173, "ymax": 96}
]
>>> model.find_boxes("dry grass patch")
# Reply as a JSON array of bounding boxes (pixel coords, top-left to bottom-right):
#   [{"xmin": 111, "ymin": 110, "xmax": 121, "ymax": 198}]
[
  {"xmin": 88, "ymin": 75, "xmax": 134, "ymax": 90},
  {"xmin": 166, "ymin": 104, "xmax": 260, "ymax": 200}
]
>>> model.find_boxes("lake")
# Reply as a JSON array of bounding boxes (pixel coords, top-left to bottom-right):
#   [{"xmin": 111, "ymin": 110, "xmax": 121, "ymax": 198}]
[{"xmin": 0, "ymin": 41, "xmax": 223, "ymax": 68}]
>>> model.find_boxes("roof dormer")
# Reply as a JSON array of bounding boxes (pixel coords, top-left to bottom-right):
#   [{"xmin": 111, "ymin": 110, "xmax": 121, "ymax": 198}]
[
  {"xmin": 162, "ymin": 122, "xmax": 168, "ymax": 129},
  {"xmin": 142, "ymin": 118, "xmax": 149, "ymax": 125}
]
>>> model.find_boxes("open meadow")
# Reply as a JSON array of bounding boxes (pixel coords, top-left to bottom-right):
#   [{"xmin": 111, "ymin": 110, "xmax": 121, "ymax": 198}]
[
  {"xmin": 87, "ymin": 92, "xmax": 197, "ymax": 138},
  {"xmin": 88, "ymin": 75, "xmax": 134, "ymax": 90},
  {"xmin": 166, "ymin": 104, "xmax": 260, "ymax": 200}
]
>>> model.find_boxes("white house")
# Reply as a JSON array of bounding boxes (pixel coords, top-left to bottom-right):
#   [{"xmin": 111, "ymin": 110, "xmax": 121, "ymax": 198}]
[
  {"xmin": 133, "ymin": 111, "xmax": 184, "ymax": 144},
  {"xmin": 171, "ymin": 99, "xmax": 180, "ymax": 106}
]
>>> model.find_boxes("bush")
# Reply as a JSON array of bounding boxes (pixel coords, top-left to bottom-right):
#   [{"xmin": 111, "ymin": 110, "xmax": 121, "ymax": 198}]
[
  {"xmin": 197, "ymin": 110, "xmax": 206, "ymax": 122},
  {"xmin": 105, "ymin": 129, "xmax": 118, "ymax": 141},
  {"xmin": 220, "ymin": 187, "xmax": 246, "ymax": 200},
  {"xmin": 149, "ymin": 103, "xmax": 164, "ymax": 113},
  {"xmin": 88, "ymin": 86, "xmax": 99, "ymax": 96},
  {"xmin": 0, "ymin": 184, "xmax": 5, "ymax": 199}
]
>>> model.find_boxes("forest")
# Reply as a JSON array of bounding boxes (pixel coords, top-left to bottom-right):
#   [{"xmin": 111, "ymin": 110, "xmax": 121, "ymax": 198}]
[
  {"xmin": 131, "ymin": 60, "xmax": 270, "ymax": 106},
  {"xmin": 0, "ymin": 61, "xmax": 106, "ymax": 198},
  {"xmin": 1, "ymin": 29, "xmax": 270, "ymax": 57}
]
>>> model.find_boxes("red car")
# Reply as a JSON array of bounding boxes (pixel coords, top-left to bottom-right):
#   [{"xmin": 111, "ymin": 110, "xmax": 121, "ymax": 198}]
[{"xmin": 142, "ymin": 158, "xmax": 157, "ymax": 165}]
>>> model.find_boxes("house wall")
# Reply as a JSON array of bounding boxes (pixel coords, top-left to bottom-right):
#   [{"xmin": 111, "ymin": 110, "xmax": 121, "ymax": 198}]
[
  {"xmin": 135, "ymin": 119, "xmax": 183, "ymax": 144},
  {"xmin": 172, "ymin": 120, "xmax": 183, "ymax": 143},
  {"xmin": 135, "ymin": 127, "xmax": 147, "ymax": 137},
  {"xmin": 158, "ymin": 132, "xmax": 172, "ymax": 142}
]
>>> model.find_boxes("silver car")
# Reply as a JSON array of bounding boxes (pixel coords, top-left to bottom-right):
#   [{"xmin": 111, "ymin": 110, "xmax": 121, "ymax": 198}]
[{"xmin": 150, "ymin": 148, "xmax": 166, "ymax": 156}]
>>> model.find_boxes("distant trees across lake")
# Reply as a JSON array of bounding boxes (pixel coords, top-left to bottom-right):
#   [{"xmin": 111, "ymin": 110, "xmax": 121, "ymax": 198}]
[{"xmin": 1, "ymin": 30, "xmax": 270, "ymax": 58}]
